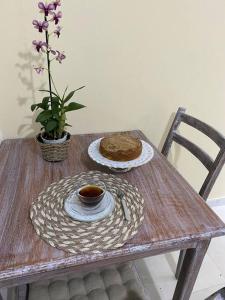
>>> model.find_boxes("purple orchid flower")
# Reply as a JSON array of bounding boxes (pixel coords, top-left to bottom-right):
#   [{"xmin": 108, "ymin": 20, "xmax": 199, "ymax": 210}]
[
  {"xmin": 38, "ymin": 2, "xmax": 55, "ymax": 16},
  {"xmin": 34, "ymin": 66, "xmax": 44, "ymax": 74},
  {"xmin": 32, "ymin": 40, "xmax": 47, "ymax": 52},
  {"xmin": 55, "ymin": 50, "xmax": 66, "ymax": 63},
  {"xmin": 32, "ymin": 20, "xmax": 49, "ymax": 32},
  {"xmin": 51, "ymin": 11, "xmax": 62, "ymax": 25},
  {"xmin": 52, "ymin": 0, "xmax": 61, "ymax": 10},
  {"xmin": 54, "ymin": 26, "xmax": 62, "ymax": 38},
  {"xmin": 47, "ymin": 46, "xmax": 56, "ymax": 55}
]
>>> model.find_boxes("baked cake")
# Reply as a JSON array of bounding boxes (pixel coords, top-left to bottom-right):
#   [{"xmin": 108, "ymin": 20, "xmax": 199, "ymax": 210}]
[{"xmin": 99, "ymin": 134, "xmax": 142, "ymax": 161}]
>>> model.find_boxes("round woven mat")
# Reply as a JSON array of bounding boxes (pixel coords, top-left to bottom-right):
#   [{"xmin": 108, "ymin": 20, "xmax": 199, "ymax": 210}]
[{"xmin": 30, "ymin": 171, "xmax": 144, "ymax": 254}]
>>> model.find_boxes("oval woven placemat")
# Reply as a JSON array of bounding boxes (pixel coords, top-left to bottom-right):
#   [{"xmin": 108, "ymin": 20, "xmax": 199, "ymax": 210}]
[{"xmin": 30, "ymin": 171, "xmax": 144, "ymax": 254}]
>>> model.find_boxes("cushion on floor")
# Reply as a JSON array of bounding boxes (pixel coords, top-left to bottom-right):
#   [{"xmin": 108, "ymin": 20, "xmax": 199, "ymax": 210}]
[{"xmin": 26, "ymin": 263, "xmax": 147, "ymax": 300}]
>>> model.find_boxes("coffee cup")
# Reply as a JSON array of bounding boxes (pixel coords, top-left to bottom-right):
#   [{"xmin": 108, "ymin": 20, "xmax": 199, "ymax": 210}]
[{"xmin": 77, "ymin": 181, "xmax": 106, "ymax": 206}]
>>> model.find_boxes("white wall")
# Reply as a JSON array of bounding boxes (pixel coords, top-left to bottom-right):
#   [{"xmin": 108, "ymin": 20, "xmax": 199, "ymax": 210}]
[{"xmin": 0, "ymin": 0, "xmax": 224, "ymax": 198}]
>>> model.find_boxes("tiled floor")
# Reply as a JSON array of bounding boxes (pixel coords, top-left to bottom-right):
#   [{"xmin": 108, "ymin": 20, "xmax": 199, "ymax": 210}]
[
  {"xmin": 1, "ymin": 202, "xmax": 224, "ymax": 300},
  {"xmin": 134, "ymin": 201, "xmax": 225, "ymax": 300}
]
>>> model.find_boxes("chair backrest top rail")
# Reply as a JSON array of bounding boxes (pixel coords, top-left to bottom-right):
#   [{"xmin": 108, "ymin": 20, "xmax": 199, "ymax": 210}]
[
  {"xmin": 181, "ymin": 113, "xmax": 225, "ymax": 150},
  {"xmin": 173, "ymin": 132, "xmax": 214, "ymax": 171}
]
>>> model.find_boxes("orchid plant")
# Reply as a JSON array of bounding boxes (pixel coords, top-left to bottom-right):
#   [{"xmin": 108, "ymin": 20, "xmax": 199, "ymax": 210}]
[{"xmin": 31, "ymin": 0, "xmax": 85, "ymax": 140}]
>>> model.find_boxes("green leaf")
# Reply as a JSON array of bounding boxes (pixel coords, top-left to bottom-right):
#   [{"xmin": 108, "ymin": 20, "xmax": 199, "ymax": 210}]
[
  {"xmin": 31, "ymin": 97, "xmax": 51, "ymax": 112},
  {"xmin": 51, "ymin": 97, "xmax": 60, "ymax": 117},
  {"xmin": 65, "ymin": 123, "xmax": 72, "ymax": 127},
  {"xmin": 62, "ymin": 86, "xmax": 68, "ymax": 101},
  {"xmin": 64, "ymin": 86, "xmax": 85, "ymax": 103},
  {"xmin": 45, "ymin": 119, "xmax": 58, "ymax": 132},
  {"xmin": 64, "ymin": 102, "xmax": 85, "ymax": 112},
  {"xmin": 73, "ymin": 85, "xmax": 85, "ymax": 92},
  {"xmin": 31, "ymin": 104, "xmax": 39, "ymax": 111},
  {"xmin": 42, "ymin": 97, "xmax": 50, "ymax": 109},
  {"xmin": 36, "ymin": 110, "xmax": 52, "ymax": 123},
  {"xmin": 64, "ymin": 91, "xmax": 75, "ymax": 104},
  {"xmin": 52, "ymin": 96, "xmax": 60, "ymax": 104},
  {"xmin": 39, "ymin": 89, "xmax": 59, "ymax": 99}
]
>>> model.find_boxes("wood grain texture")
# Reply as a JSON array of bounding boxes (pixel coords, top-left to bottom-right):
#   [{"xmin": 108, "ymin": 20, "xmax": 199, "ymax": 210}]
[{"xmin": 0, "ymin": 130, "xmax": 225, "ymax": 289}]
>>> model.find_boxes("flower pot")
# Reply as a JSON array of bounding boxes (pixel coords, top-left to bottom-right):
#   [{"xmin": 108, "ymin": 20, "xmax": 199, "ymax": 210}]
[
  {"xmin": 41, "ymin": 132, "xmax": 68, "ymax": 144},
  {"xmin": 36, "ymin": 132, "xmax": 71, "ymax": 162}
]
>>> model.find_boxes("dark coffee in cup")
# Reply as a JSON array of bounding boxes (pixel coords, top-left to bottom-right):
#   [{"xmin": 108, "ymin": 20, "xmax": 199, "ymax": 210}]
[
  {"xmin": 79, "ymin": 185, "xmax": 103, "ymax": 198},
  {"xmin": 77, "ymin": 184, "xmax": 105, "ymax": 206}
]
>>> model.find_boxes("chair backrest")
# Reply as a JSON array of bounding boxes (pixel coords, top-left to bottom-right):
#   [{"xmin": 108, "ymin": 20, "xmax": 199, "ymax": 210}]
[{"xmin": 161, "ymin": 107, "xmax": 225, "ymax": 200}]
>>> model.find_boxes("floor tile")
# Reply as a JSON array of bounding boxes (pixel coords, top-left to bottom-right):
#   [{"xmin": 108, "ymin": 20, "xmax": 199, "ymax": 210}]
[
  {"xmin": 211, "ymin": 206, "xmax": 225, "ymax": 221},
  {"xmin": 135, "ymin": 246, "xmax": 225, "ymax": 300},
  {"xmin": 207, "ymin": 236, "xmax": 225, "ymax": 279}
]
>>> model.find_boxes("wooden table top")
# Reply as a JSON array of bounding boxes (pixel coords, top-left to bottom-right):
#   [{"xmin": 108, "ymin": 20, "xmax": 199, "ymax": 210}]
[{"xmin": 0, "ymin": 130, "xmax": 225, "ymax": 288}]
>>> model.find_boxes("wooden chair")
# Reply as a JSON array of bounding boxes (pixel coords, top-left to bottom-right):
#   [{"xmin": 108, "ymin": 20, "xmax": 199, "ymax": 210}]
[{"xmin": 161, "ymin": 107, "xmax": 225, "ymax": 278}]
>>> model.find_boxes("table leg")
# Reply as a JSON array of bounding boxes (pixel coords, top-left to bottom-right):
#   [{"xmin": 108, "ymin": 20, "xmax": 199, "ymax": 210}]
[
  {"xmin": 15, "ymin": 285, "xmax": 29, "ymax": 300},
  {"xmin": 175, "ymin": 250, "xmax": 186, "ymax": 279},
  {"xmin": 173, "ymin": 240, "xmax": 210, "ymax": 300}
]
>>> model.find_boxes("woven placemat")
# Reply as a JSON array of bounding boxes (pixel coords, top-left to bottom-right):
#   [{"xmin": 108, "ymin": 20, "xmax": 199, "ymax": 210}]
[{"xmin": 30, "ymin": 171, "xmax": 144, "ymax": 254}]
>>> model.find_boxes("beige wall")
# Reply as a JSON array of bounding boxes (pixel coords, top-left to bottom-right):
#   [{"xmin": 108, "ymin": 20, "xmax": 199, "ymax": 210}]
[{"xmin": 0, "ymin": 0, "xmax": 224, "ymax": 198}]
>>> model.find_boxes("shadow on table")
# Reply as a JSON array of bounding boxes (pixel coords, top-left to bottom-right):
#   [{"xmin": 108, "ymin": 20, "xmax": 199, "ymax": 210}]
[{"xmin": 80, "ymin": 148, "xmax": 111, "ymax": 174}]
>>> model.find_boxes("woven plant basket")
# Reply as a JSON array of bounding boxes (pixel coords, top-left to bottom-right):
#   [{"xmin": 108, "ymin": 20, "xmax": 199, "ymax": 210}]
[{"xmin": 36, "ymin": 133, "xmax": 71, "ymax": 162}]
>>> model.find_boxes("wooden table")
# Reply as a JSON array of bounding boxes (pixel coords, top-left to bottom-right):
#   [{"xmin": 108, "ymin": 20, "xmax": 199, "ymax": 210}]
[{"xmin": 0, "ymin": 130, "xmax": 225, "ymax": 300}]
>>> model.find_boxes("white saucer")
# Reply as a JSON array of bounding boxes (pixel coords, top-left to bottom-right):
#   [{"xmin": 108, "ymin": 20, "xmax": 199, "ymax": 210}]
[
  {"xmin": 64, "ymin": 191, "xmax": 115, "ymax": 222},
  {"xmin": 88, "ymin": 138, "xmax": 154, "ymax": 170}
]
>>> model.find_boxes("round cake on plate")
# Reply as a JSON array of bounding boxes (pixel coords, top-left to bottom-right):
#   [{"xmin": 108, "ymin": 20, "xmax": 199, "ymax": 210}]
[{"xmin": 99, "ymin": 134, "xmax": 142, "ymax": 161}]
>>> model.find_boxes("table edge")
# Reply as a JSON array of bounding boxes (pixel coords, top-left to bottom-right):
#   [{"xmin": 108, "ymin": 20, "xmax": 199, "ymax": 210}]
[{"xmin": 1, "ymin": 228, "xmax": 225, "ymax": 287}]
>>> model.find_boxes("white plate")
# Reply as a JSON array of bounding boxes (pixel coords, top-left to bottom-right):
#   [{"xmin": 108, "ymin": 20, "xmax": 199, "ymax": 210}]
[
  {"xmin": 88, "ymin": 138, "xmax": 154, "ymax": 169},
  {"xmin": 64, "ymin": 191, "xmax": 115, "ymax": 222}
]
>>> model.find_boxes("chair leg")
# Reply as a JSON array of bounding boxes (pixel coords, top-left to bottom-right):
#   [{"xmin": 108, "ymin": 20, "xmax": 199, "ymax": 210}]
[
  {"xmin": 15, "ymin": 285, "xmax": 29, "ymax": 300},
  {"xmin": 175, "ymin": 250, "xmax": 186, "ymax": 279}
]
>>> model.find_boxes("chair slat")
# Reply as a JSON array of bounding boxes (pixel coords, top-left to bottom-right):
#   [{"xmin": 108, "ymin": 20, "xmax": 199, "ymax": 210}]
[
  {"xmin": 181, "ymin": 114, "xmax": 225, "ymax": 149},
  {"xmin": 199, "ymin": 149, "xmax": 225, "ymax": 199},
  {"xmin": 173, "ymin": 132, "xmax": 214, "ymax": 171},
  {"xmin": 161, "ymin": 107, "xmax": 186, "ymax": 157}
]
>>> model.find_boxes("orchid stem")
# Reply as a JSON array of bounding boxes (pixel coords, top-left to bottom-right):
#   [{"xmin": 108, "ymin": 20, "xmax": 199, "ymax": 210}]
[
  {"xmin": 50, "ymin": 74, "xmax": 60, "ymax": 98},
  {"xmin": 44, "ymin": 16, "xmax": 53, "ymax": 108},
  {"xmin": 44, "ymin": 15, "xmax": 56, "ymax": 138}
]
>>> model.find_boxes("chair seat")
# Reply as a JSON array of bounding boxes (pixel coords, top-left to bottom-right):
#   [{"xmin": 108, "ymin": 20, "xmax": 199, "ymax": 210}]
[{"xmin": 8, "ymin": 263, "xmax": 148, "ymax": 300}]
